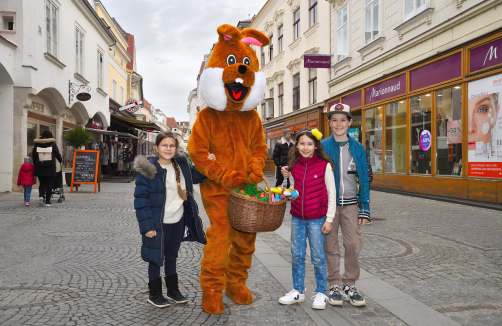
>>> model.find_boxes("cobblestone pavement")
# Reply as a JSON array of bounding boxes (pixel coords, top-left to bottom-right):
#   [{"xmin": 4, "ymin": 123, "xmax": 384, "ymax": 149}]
[{"xmin": 0, "ymin": 176, "xmax": 500, "ymax": 326}]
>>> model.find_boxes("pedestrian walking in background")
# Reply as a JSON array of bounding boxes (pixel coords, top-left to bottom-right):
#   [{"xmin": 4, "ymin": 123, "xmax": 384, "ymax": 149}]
[
  {"xmin": 32, "ymin": 130, "xmax": 62, "ymax": 207},
  {"xmin": 317, "ymin": 103, "xmax": 370, "ymax": 307},
  {"xmin": 133, "ymin": 131, "xmax": 208, "ymax": 308},
  {"xmin": 273, "ymin": 128, "xmax": 293, "ymax": 188},
  {"xmin": 17, "ymin": 157, "xmax": 36, "ymax": 206},
  {"xmin": 278, "ymin": 128, "xmax": 336, "ymax": 310}
]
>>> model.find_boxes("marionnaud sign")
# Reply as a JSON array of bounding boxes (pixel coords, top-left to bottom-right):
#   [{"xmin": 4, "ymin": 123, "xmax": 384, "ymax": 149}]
[
  {"xmin": 470, "ymin": 37, "xmax": 502, "ymax": 73},
  {"xmin": 420, "ymin": 130, "xmax": 432, "ymax": 151},
  {"xmin": 304, "ymin": 54, "xmax": 331, "ymax": 69},
  {"xmin": 365, "ymin": 73, "xmax": 406, "ymax": 105}
]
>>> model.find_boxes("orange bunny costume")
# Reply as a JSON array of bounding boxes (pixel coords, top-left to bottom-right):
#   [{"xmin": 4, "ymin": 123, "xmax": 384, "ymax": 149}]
[{"xmin": 187, "ymin": 24, "xmax": 269, "ymax": 315}]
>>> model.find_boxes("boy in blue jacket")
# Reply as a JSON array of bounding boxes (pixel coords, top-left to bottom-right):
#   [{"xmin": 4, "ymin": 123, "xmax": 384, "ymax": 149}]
[{"xmin": 320, "ymin": 104, "xmax": 370, "ymax": 307}]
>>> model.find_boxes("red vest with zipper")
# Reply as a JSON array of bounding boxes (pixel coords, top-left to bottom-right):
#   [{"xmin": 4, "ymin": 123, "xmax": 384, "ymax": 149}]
[{"xmin": 290, "ymin": 152, "xmax": 328, "ymax": 220}]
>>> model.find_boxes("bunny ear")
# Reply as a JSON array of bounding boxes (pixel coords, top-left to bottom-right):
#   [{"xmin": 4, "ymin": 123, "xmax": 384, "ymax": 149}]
[
  {"xmin": 216, "ymin": 24, "xmax": 242, "ymax": 42},
  {"xmin": 240, "ymin": 29, "xmax": 270, "ymax": 47}
]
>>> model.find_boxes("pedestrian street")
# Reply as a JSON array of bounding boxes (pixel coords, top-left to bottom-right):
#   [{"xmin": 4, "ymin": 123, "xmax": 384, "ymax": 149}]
[{"xmin": 0, "ymin": 176, "xmax": 500, "ymax": 326}]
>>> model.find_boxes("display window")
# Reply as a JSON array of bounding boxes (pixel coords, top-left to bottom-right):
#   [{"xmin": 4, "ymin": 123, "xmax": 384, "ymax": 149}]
[
  {"xmin": 385, "ymin": 100, "xmax": 407, "ymax": 173},
  {"xmin": 62, "ymin": 128, "xmax": 75, "ymax": 169},
  {"xmin": 436, "ymin": 85, "xmax": 463, "ymax": 176},
  {"xmin": 410, "ymin": 93, "xmax": 432, "ymax": 174},
  {"xmin": 27, "ymin": 119, "xmax": 56, "ymax": 157},
  {"xmin": 364, "ymin": 106, "xmax": 383, "ymax": 172}
]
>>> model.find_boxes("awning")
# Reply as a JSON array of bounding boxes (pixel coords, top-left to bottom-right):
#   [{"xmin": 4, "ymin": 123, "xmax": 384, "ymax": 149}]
[
  {"xmin": 111, "ymin": 114, "xmax": 162, "ymax": 131},
  {"xmin": 85, "ymin": 128, "xmax": 139, "ymax": 140}
]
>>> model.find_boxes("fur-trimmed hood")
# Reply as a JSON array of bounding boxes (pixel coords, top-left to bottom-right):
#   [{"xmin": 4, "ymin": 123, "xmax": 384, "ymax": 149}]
[
  {"xmin": 34, "ymin": 138, "xmax": 56, "ymax": 144},
  {"xmin": 133, "ymin": 155, "xmax": 158, "ymax": 180}
]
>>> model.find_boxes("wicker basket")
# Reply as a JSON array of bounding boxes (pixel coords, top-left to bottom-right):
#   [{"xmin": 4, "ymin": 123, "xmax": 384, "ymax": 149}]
[{"xmin": 228, "ymin": 177, "xmax": 287, "ymax": 233}]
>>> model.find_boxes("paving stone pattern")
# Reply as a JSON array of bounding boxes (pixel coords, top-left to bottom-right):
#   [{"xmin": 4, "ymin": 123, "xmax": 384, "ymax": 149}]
[{"xmin": 1, "ymin": 176, "xmax": 501, "ymax": 326}]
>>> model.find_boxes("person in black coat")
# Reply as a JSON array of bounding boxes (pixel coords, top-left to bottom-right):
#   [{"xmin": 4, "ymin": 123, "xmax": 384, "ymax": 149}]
[
  {"xmin": 273, "ymin": 128, "xmax": 294, "ymax": 188},
  {"xmin": 32, "ymin": 130, "xmax": 62, "ymax": 206}
]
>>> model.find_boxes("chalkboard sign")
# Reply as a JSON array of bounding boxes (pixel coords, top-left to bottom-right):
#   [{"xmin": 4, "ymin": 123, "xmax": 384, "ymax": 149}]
[{"xmin": 71, "ymin": 150, "xmax": 101, "ymax": 193}]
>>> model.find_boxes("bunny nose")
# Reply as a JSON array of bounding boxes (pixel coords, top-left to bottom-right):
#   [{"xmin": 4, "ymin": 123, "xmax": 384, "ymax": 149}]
[{"xmin": 238, "ymin": 65, "xmax": 247, "ymax": 74}]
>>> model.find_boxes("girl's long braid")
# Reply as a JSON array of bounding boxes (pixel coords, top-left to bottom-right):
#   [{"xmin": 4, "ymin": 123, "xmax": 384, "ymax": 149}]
[{"xmin": 171, "ymin": 158, "xmax": 188, "ymax": 201}]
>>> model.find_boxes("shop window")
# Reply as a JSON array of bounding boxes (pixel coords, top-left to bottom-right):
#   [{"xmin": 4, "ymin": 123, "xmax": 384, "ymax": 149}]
[
  {"xmin": 293, "ymin": 73, "xmax": 300, "ymax": 111},
  {"xmin": 410, "ymin": 93, "xmax": 432, "ymax": 174},
  {"xmin": 364, "ymin": 106, "xmax": 383, "ymax": 172},
  {"xmin": 309, "ymin": 0, "xmax": 318, "ymax": 27},
  {"xmin": 385, "ymin": 101, "xmax": 407, "ymax": 173},
  {"xmin": 364, "ymin": 0, "xmax": 380, "ymax": 45},
  {"xmin": 62, "ymin": 128, "xmax": 75, "ymax": 169},
  {"xmin": 436, "ymin": 86, "xmax": 462, "ymax": 176},
  {"xmin": 293, "ymin": 9, "xmax": 300, "ymax": 41},
  {"xmin": 278, "ymin": 83, "xmax": 284, "ymax": 116},
  {"xmin": 27, "ymin": 122, "xmax": 37, "ymax": 157},
  {"xmin": 337, "ymin": 5, "xmax": 348, "ymax": 62},
  {"xmin": 278, "ymin": 25, "xmax": 283, "ymax": 53},
  {"xmin": 308, "ymin": 68, "xmax": 317, "ymax": 105},
  {"xmin": 350, "ymin": 110, "xmax": 362, "ymax": 143},
  {"xmin": 404, "ymin": 0, "xmax": 426, "ymax": 22},
  {"xmin": 45, "ymin": 0, "xmax": 58, "ymax": 57}
]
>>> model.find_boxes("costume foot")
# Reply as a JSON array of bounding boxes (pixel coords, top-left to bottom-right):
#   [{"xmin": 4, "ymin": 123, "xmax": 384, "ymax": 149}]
[
  {"xmin": 202, "ymin": 290, "xmax": 225, "ymax": 315},
  {"xmin": 225, "ymin": 283, "xmax": 253, "ymax": 305}
]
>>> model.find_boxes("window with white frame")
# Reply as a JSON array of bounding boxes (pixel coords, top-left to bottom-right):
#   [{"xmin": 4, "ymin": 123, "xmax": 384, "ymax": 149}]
[
  {"xmin": 309, "ymin": 0, "xmax": 318, "ymax": 27},
  {"xmin": 120, "ymin": 86, "xmax": 125, "ymax": 105},
  {"xmin": 45, "ymin": 0, "xmax": 58, "ymax": 57},
  {"xmin": 293, "ymin": 9, "xmax": 300, "ymax": 40},
  {"xmin": 308, "ymin": 68, "xmax": 317, "ymax": 105},
  {"xmin": 261, "ymin": 47, "xmax": 265, "ymax": 68},
  {"xmin": 364, "ymin": 0, "xmax": 380, "ymax": 45},
  {"xmin": 97, "ymin": 51, "xmax": 103, "ymax": 89},
  {"xmin": 278, "ymin": 25, "xmax": 283, "ymax": 53},
  {"xmin": 269, "ymin": 35, "xmax": 274, "ymax": 61},
  {"xmin": 266, "ymin": 88, "xmax": 274, "ymax": 118},
  {"xmin": 75, "ymin": 28, "xmax": 85, "ymax": 75},
  {"xmin": 337, "ymin": 5, "xmax": 348, "ymax": 62},
  {"xmin": 404, "ymin": 0, "xmax": 426, "ymax": 21},
  {"xmin": 278, "ymin": 83, "xmax": 284, "ymax": 116},
  {"xmin": 112, "ymin": 79, "xmax": 117, "ymax": 101},
  {"xmin": 293, "ymin": 73, "xmax": 300, "ymax": 111}
]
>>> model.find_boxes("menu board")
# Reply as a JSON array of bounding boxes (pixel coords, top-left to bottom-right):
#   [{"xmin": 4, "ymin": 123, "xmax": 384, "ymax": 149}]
[{"xmin": 71, "ymin": 150, "xmax": 100, "ymax": 193}]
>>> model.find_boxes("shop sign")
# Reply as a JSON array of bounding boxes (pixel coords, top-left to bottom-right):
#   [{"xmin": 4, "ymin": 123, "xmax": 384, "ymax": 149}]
[
  {"xmin": 266, "ymin": 120, "xmax": 318, "ymax": 138},
  {"xmin": 467, "ymin": 73, "xmax": 502, "ymax": 178},
  {"xmin": 470, "ymin": 37, "xmax": 502, "ymax": 73},
  {"xmin": 419, "ymin": 130, "xmax": 431, "ymax": 151},
  {"xmin": 76, "ymin": 93, "xmax": 91, "ymax": 101},
  {"xmin": 123, "ymin": 99, "xmax": 141, "ymax": 113},
  {"xmin": 410, "ymin": 52, "xmax": 462, "ymax": 92},
  {"xmin": 342, "ymin": 91, "xmax": 362, "ymax": 109},
  {"xmin": 88, "ymin": 114, "xmax": 103, "ymax": 130},
  {"xmin": 365, "ymin": 74, "xmax": 406, "ymax": 105},
  {"xmin": 304, "ymin": 54, "xmax": 331, "ymax": 68}
]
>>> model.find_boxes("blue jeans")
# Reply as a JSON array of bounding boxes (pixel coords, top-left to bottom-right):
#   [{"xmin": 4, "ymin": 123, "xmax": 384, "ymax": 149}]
[
  {"xmin": 291, "ymin": 216, "xmax": 327, "ymax": 294},
  {"xmin": 23, "ymin": 185, "xmax": 32, "ymax": 202}
]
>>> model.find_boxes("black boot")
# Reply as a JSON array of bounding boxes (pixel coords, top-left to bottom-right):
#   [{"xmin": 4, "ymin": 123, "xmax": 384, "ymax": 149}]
[
  {"xmin": 165, "ymin": 273, "xmax": 188, "ymax": 303},
  {"xmin": 148, "ymin": 277, "xmax": 170, "ymax": 308}
]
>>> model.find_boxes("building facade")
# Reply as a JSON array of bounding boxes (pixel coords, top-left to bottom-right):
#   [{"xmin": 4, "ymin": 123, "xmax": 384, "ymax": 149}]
[
  {"xmin": 323, "ymin": 0, "xmax": 502, "ymax": 203},
  {"xmin": 0, "ymin": 0, "xmax": 115, "ymax": 192},
  {"xmin": 249, "ymin": 0, "xmax": 331, "ymax": 173}
]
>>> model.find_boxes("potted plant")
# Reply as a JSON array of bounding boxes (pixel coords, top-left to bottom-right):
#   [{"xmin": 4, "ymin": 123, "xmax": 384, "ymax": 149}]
[{"xmin": 63, "ymin": 127, "xmax": 92, "ymax": 186}]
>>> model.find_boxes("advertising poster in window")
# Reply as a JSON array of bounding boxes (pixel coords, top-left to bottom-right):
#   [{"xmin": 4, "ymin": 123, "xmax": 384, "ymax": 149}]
[{"xmin": 468, "ymin": 73, "xmax": 502, "ymax": 178}]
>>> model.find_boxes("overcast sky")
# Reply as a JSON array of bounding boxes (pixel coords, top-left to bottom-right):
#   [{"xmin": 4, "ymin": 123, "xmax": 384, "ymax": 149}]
[{"xmin": 100, "ymin": 0, "xmax": 268, "ymax": 122}]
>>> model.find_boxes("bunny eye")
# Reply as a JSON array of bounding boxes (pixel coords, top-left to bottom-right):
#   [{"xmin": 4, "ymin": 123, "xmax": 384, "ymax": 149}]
[
  {"xmin": 243, "ymin": 57, "xmax": 251, "ymax": 66},
  {"xmin": 226, "ymin": 54, "xmax": 236, "ymax": 66}
]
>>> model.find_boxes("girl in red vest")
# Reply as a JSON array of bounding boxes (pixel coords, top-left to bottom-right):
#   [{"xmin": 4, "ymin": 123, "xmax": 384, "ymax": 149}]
[
  {"xmin": 17, "ymin": 157, "xmax": 36, "ymax": 206},
  {"xmin": 278, "ymin": 128, "xmax": 336, "ymax": 310}
]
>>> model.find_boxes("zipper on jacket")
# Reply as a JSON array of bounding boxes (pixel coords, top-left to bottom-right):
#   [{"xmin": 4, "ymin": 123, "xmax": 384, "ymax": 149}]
[
  {"xmin": 302, "ymin": 157, "xmax": 308, "ymax": 220},
  {"xmin": 340, "ymin": 146, "xmax": 344, "ymax": 205},
  {"xmin": 187, "ymin": 165, "xmax": 204, "ymax": 240},
  {"xmin": 160, "ymin": 169, "xmax": 167, "ymax": 261}
]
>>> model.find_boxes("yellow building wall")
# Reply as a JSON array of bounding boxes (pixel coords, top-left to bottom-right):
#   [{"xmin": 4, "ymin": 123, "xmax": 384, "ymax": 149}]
[
  {"xmin": 95, "ymin": 6, "xmax": 128, "ymax": 70},
  {"xmin": 109, "ymin": 64, "xmax": 128, "ymax": 105}
]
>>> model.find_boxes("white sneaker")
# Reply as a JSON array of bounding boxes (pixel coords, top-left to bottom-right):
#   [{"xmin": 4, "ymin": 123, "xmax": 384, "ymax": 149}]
[
  {"xmin": 278, "ymin": 289, "xmax": 305, "ymax": 305},
  {"xmin": 39, "ymin": 197, "xmax": 44, "ymax": 202},
  {"xmin": 45, "ymin": 204, "xmax": 51, "ymax": 207},
  {"xmin": 311, "ymin": 292, "xmax": 328, "ymax": 310}
]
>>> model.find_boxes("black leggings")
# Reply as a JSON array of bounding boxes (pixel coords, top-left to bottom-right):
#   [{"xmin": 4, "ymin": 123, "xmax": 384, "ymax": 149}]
[
  {"xmin": 148, "ymin": 217, "xmax": 185, "ymax": 280},
  {"xmin": 38, "ymin": 176, "xmax": 53, "ymax": 204}
]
